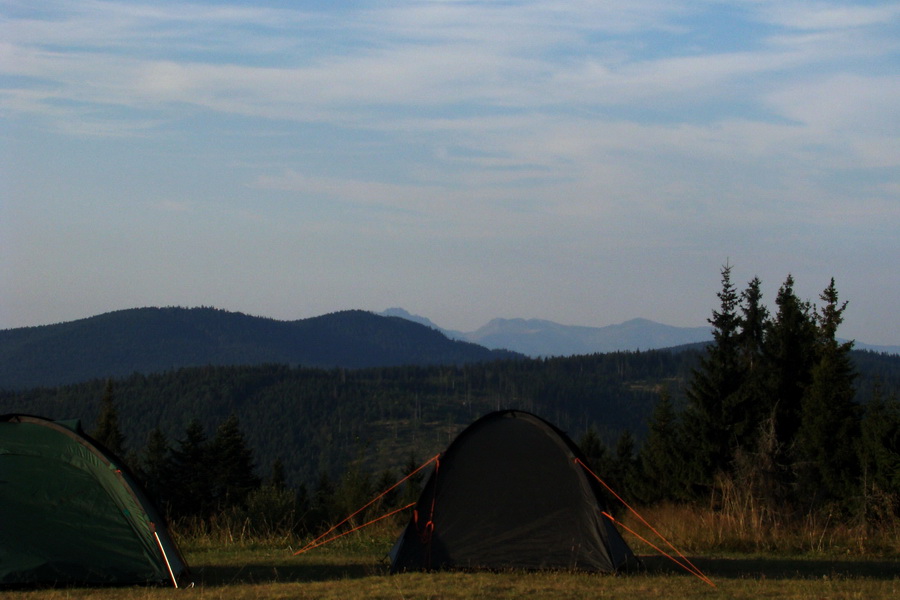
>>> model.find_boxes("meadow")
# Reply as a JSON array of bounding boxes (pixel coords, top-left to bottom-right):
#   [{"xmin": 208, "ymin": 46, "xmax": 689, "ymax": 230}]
[{"xmin": 4, "ymin": 504, "xmax": 899, "ymax": 600}]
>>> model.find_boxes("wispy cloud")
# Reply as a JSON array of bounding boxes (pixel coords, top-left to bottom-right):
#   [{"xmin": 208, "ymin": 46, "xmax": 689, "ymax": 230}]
[
  {"xmin": 2, "ymin": 1, "xmax": 897, "ymax": 340},
  {"xmin": 4, "ymin": 1, "xmax": 896, "ymax": 125}
]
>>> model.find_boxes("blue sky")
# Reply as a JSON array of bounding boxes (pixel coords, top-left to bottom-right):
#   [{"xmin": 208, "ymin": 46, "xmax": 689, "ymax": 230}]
[{"xmin": 2, "ymin": 0, "xmax": 898, "ymax": 344}]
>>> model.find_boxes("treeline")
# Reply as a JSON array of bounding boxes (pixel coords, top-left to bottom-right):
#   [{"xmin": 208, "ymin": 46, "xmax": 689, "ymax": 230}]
[
  {"xmin": 92, "ymin": 383, "xmax": 430, "ymax": 536},
  {"xmin": 582, "ymin": 267, "xmax": 900, "ymax": 523},
  {"xmin": 0, "ymin": 349, "xmax": 707, "ymax": 489}
]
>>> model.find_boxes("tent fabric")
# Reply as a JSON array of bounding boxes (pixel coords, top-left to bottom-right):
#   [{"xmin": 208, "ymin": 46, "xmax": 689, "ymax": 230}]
[
  {"xmin": 0, "ymin": 414, "xmax": 188, "ymax": 587},
  {"xmin": 390, "ymin": 410, "xmax": 635, "ymax": 573}
]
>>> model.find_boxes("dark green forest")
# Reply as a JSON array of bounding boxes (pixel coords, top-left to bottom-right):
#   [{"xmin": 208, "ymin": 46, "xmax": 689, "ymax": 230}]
[{"xmin": 0, "ymin": 349, "xmax": 706, "ymax": 488}]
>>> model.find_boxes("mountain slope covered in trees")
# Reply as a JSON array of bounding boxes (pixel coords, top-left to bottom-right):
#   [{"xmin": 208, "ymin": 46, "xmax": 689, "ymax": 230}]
[
  {"xmin": 0, "ymin": 307, "xmax": 519, "ymax": 390},
  {"xmin": 0, "ymin": 350, "xmax": 702, "ymax": 487},
  {"xmin": 1, "ymin": 347, "xmax": 897, "ymax": 493}
]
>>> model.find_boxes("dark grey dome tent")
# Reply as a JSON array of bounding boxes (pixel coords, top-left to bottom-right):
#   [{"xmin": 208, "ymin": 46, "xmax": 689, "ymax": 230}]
[
  {"xmin": 389, "ymin": 410, "xmax": 635, "ymax": 573},
  {"xmin": 0, "ymin": 414, "xmax": 189, "ymax": 587}
]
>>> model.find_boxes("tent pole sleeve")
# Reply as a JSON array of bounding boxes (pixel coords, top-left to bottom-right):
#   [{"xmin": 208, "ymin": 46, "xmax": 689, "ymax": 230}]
[{"xmin": 154, "ymin": 530, "xmax": 178, "ymax": 588}]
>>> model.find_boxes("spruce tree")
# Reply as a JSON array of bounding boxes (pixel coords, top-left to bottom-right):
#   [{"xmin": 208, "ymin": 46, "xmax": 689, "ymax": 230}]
[
  {"xmin": 796, "ymin": 279, "xmax": 860, "ymax": 506},
  {"xmin": 635, "ymin": 391, "xmax": 685, "ymax": 503},
  {"xmin": 612, "ymin": 430, "xmax": 638, "ymax": 501},
  {"xmin": 683, "ymin": 263, "xmax": 743, "ymax": 491},
  {"xmin": 578, "ymin": 426, "xmax": 610, "ymax": 473},
  {"xmin": 731, "ymin": 276, "xmax": 771, "ymax": 451},
  {"xmin": 93, "ymin": 379, "xmax": 126, "ymax": 457},
  {"xmin": 210, "ymin": 414, "xmax": 261, "ymax": 511},
  {"xmin": 167, "ymin": 419, "xmax": 212, "ymax": 518},
  {"xmin": 764, "ymin": 274, "xmax": 817, "ymax": 453},
  {"xmin": 140, "ymin": 427, "xmax": 171, "ymax": 508}
]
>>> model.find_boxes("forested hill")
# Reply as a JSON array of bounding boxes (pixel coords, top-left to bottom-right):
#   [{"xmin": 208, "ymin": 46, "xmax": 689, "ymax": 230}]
[
  {"xmin": 0, "ymin": 350, "xmax": 703, "ymax": 489},
  {"xmin": 0, "ymin": 307, "xmax": 520, "ymax": 390},
  {"xmin": 1, "ymin": 349, "xmax": 896, "ymax": 490}
]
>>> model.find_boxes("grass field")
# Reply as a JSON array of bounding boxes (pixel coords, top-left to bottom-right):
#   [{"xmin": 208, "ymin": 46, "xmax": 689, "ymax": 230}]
[
  {"xmin": 5, "ymin": 502, "xmax": 900, "ymax": 599},
  {"xmin": 4, "ymin": 540, "xmax": 899, "ymax": 600}
]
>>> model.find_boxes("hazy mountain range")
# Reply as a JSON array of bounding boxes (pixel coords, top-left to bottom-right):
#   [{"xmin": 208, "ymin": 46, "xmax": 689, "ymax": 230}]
[
  {"xmin": 381, "ymin": 308, "xmax": 900, "ymax": 358},
  {"xmin": 381, "ymin": 308, "xmax": 713, "ymax": 356},
  {"xmin": 2, "ymin": 306, "xmax": 896, "ymax": 390}
]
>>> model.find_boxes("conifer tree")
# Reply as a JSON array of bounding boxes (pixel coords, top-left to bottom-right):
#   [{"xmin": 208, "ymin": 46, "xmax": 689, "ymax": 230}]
[
  {"xmin": 210, "ymin": 414, "xmax": 261, "ymax": 510},
  {"xmin": 731, "ymin": 276, "xmax": 771, "ymax": 451},
  {"xmin": 796, "ymin": 279, "xmax": 860, "ymax": 505},
  {"xmin": 612, "ymin": 430, "xmax": 638, "ymax": 501},
  {"xmin": 167, "ymin": 419, "xmax": 212, "ymax": 518},
  {"xmin": 764, "ymin": 274, "xmax": 817, "ymax": 452},
  {"xmin": 578, "ymin": 426, "xmax": 610, "ymax": 473},
  {"xmin": 93, "ymin": 379, "xmax": 126, "ymax": 457},
  {"xmin": 140, "ymin": 427, "xmax": 171, "ymax": 507},
  {"xmin": 738, "ymin": 277, "xmax": 767, "ymax": 367},
  {"xmin": 635, "ymin": 391, "xmax": 685, "ymax": 503},
  {"xmin": 683, "ymin": 263, "xmax": 743, "ymax": 490}
]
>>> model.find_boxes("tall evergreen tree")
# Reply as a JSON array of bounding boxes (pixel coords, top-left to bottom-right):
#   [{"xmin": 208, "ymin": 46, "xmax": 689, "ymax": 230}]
[
  {"xmin": 210, "ymin": 414, "xmax": 261, "ymax": 511},
  {"xmin": 635, "ymin": 391, "xmax": 685, "ymax": 503},
  {"xmin": 92, "ymin": 379, "xmax": 126, "ymax": 457},
  {"xmin": 795, "ymin": 279, "xmax": 860, "ymax": 505},
  {"xmin": 738, "ymin": 276, "xmax": 767, "ymax": 368},
  {"xmin": 140, "ymin": 427, "xmax": 171, "ymax": 507},
  {"xmin": 764, "ymin": 274, "xmax": 817, "ymax": 453},
  {"xmin": 167, "ymin": 419, "xmax": 213, "ymax": 518},
  {"xmin": 578, "ymin": 426, "xmax": 611, "ymax": 474},
  {"xmin": 611, "ymin": 430, "xmax": 638, "ymax": 501},
  {"xmin": 728, "ymin": 276, "xmax": 772, "ymax": 456},
  {"xmin": 683, "ymin": 263, "xmax": 743, "ymax": 490}
]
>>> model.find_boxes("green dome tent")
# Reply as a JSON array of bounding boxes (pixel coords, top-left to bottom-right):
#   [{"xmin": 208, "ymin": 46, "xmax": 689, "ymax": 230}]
[
  {"xmin": 0, "ymin": 414, "xmax": 189, "ymax": 587},
  {"xmin": 389, "ymin": 410, "xmax": 635, "ymax": 573}
]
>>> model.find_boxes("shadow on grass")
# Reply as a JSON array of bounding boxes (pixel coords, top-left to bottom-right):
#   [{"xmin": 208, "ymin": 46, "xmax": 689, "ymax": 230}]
[
  {"xmin": 637, "ymin": 555, "xmax": 900, "ymax": 581},
  {"xmin": 186, "ymin": 553, "xmax": 899, "ymax": 587},
  {"xmin": 187, "ymin": 559, "xmax": 389, "ymax": 586}
]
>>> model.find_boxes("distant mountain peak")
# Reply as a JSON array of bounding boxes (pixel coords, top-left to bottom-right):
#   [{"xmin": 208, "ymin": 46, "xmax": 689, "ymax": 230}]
[{"xmin": 383, "ymin": 309, "xmax": 713, "ymax": 357}]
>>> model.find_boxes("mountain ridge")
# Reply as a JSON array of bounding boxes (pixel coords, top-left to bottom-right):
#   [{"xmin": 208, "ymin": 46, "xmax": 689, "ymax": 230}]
[
  {"xmin": 381, "ymin": 308, "xmax": 900, "ymax": 358},
  {"xmin": 0, "ymin": 307, "xmax": 518, "ymax": 390},
  {"xmin": 3, "ymin": 306, "xmax": 896, "ymax": 390},
  {"xmin": 382, "ymin": 308, "xmax": 712, "ymax": 357}
]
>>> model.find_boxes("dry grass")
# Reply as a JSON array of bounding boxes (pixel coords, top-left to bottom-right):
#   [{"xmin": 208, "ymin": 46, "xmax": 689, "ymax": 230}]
[
  {"xmin": 4, "ymin": 504, "xmax": 899, "ymax": 599},
  {"xmin": 2, "ymin": 547, "xmax": 898, "ymax": 600},
  {"xmin": 617, "ymin": 501, "xmax": 900, "ymax": 557}
]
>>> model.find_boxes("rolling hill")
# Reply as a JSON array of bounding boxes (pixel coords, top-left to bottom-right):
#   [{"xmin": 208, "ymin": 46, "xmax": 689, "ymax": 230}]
[{"xmin": 0, "ymin": 307, "xmax": 519, "ymax": 390}]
